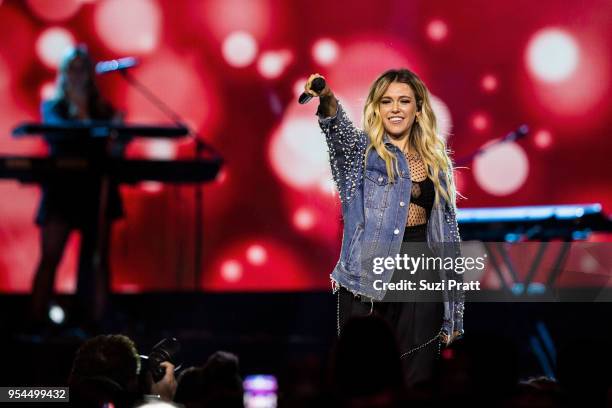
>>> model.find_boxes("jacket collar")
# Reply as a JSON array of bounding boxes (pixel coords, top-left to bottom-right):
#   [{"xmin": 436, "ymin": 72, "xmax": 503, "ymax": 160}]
[{"xmin": 383, "ymin": 133, "xmax": 397, "ymax": 149}]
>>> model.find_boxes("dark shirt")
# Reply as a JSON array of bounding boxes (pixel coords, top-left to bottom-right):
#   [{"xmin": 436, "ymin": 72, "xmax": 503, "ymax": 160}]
[{"xmin": 36, "ymin": 99, "xmax": 123, "ymax": 227}]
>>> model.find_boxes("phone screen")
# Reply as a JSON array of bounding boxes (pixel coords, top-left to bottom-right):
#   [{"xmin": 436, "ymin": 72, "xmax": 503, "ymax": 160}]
[{"xmin": 243, "ymin": 374, "xmax": 278, "ymax": 408}]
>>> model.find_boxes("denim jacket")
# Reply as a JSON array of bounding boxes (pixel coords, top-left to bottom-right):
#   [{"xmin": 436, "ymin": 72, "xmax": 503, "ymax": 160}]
[{"xmin": 318, "ymin": 102, "xmax": 465, "ymax": 335}]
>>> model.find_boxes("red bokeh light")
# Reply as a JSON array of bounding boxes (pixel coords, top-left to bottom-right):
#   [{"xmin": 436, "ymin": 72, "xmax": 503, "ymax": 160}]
[
  {"xmin": 520, "ymin": 31, "xmax": 610, "ymax": 129},
  {"xmin": 27, "ymin": 0, "xmax": 83, "ymax": 22},
  {"xmin": 470, "ymin": 112, "xmax": 490, "ymax": 132},
  {"xmin": 293, "ymin": 207, "xmax": 316, "ymax": 231},
  {"xmin": 215, "ymin": 169, "xmax": 227, "ymax": 184},
  {"xmin": 206, "ymin": 238, "xmax": 312, "ymax": 291},
  {"xmin": 246, "ymin": 244, "xmax": 268, "ymax": 265},
  {"xmin": 268, "ymin": 103, "xmax": 331, "ymax": 191},
  {"xmin": 453, "ymin": 170, "xmax": 467, "ymax": 197},
  {"xmin": 220, "ymin": 259, "xmax": 243, "ymax": 283},
  {"xmin": 325, "ymin": 36, "xmax": 423, "ymax": 116},
  {"xmin": 0, "ymin": 5, "xmax": 37, "ymax": 75},
  {"xmin": 0, "ymin": 53, "xmax": 39, "ymax": 156},
  {"xmin": 138, "ymin": 181, "xmax": 164, "ymax": 194},
  {"xmin": 0, "ymin": 55, "xmax": 10, "ymax": 92},
  {"xmin": 481, "ymin": 74, "xmax": 498, "ymax": 92},
  {"xmin": 123, "ymin": 49, "xmax": 222, "ymax": 149},
  {"xmin": 534, "ymin": 129, "xmax": 553, "ymax": 149},
  {"xmin": 257, "ymin": 50, "xmax": 292, "ymax": 79},
  {"xmin": 426, "ymin": 19, "xmax": 448, "ymax": 42},
  {"xmin": 282, "ymin": 187, "xmax": 341, "ymax": 248},
  {"xmin": 94, "ymin": 0, "xmax": 161, "ymax": 54},
  {"xmin": 198, "ymin": 0, "xmax": 275, "ymax": 43}
]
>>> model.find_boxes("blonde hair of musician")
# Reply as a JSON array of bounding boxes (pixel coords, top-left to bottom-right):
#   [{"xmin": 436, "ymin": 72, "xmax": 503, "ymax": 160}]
[{"xmin": 363, "ymin": 69, "xmax": 456, "ymax": 207}]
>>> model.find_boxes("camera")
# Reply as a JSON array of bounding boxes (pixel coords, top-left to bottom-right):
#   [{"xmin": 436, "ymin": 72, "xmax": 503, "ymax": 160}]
[{"xmin": 140, "ymin": 337, "xmax": 182, "ymax": 383}]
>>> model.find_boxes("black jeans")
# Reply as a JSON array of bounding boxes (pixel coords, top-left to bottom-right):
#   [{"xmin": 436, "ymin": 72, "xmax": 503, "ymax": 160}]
[{"xmin": 337, "ymin": 224, "xmax": 443, "ymax": 388}]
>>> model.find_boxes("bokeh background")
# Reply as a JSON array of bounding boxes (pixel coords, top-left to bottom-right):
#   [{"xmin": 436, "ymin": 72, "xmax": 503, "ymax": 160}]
[{"xmin": 0, "ymin": 0, "xmax": 610, "ymax": 293}]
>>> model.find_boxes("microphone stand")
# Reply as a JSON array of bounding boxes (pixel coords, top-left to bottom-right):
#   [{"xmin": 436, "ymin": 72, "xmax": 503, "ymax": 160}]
[
  {"xmin": 118, "ymin": 69, "xmax": 222, "ymax": 290},
  {"xmin": 455, "ymin": 124, "xmax": 529, "ymax": 167}
]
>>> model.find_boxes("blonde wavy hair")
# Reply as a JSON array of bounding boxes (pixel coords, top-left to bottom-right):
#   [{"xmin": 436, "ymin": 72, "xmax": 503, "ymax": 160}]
[{"xmin": 363, "ymin": 69, "xmax": 456, "ymax": 207}]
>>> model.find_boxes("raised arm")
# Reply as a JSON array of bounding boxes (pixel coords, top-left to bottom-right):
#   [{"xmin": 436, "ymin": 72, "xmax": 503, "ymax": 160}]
[{"xmin": 305, "ymin": 74, "xmax": 368, "ymax": 205}]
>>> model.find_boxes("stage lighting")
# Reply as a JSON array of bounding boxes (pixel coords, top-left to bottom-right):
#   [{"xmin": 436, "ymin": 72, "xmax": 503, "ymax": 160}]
[
  {"xmin": 312, "ymin": 38, "xmax": 339, "ymax": 66},
  {"xmin": 526, "ymin": 28, "xmax": 579, "ymax": 83},
  {"xmin": 94, "ymin": 0, "xmax": 161, "ymax": 54},
  {"xmin": 246, "ymin": 245, "xmax": 267, "ymax": 266},
  {"xmin": 481, "ymin": 74, "xmax": 498, "ymax": 92},
  {"xmin": 268, "ymin": 115, "xmax": 330, "ymax": 190},
  {"xmin": 257, "ymin": 50, "xmax": 292, "ymax": 79},
  {"xmin": 222, "ymin": 31, "xmax": 258, "ymax": 67},
  {"xmin": 474, "ymin": 141, "xmax": 529, "ymax": 196},
  {"xmin": 36, "ymin": 27, "xmax": 75, "ymax": 69},
  {"xmin": 471, "ymin": 112, "xmax": 490, "ymax": 132},
  {"xmin": 534, "ymin": 130, "xmax": 553, "ymax": 149},
  {"xmin": 430, "ymin": 94, "xmax": 453, "ymax": 141},
  {"xmin": 426, "ymin": 19, "xmax": 448, "ymax": 42},
  {"xmin": 221, "ymin": 259, "xmax": 243, "ymax": 283},
  {"xmin": 293, "ymin": 207, "xmax": 316, "ymax": 231},
  {"xmin": 27, "ymin": 0, "xmax": 82, "ymax": 22},
  {"xmin": 48, "ymin": 304, "xmax": 65, "ymax": 325},
  {"xmin": 39, "ymin": 81, "xmax": 56, "ymax": 100}
]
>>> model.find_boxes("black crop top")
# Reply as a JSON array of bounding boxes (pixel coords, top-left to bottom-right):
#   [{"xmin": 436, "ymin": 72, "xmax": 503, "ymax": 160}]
[{"xmin": 409, "ymin": 177, "xmax": 435, "ymax": 224}]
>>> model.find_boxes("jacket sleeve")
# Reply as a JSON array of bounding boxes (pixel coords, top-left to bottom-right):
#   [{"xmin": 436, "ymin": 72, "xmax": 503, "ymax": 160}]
[
  {"xmin": 448, "ymin": 205, "xmax": 465, "ymax": 335},
  {"xmin": 317, "ymin": 101, "xmax": 368, "ymax": 205},
  {"xmin": 439, "ymin": 170, "xmax": 465, "ymax": 337}
]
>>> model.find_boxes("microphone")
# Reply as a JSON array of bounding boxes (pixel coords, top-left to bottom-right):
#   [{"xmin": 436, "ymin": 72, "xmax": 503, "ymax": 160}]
[
  {"xmin": 95, "ymin": 57, "xmax": 138, "ymax": 75},
  {"xmin": 298, "ymin": 77, "xmax": 326, "ymax": 104},
  {"xmin": 502, "ymin": 124, "xmax": 530, "ymax": 142}
]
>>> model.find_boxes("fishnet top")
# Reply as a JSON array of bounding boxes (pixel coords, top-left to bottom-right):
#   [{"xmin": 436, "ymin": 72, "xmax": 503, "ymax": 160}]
[{"xmin": 405, "ymin": 152, "xmax": 435, "ymax": 227}]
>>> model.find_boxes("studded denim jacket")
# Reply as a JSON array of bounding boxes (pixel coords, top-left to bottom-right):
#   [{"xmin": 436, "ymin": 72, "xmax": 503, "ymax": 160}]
[{"xmin": 318, "ymin": 102, "xmax": 465, "ymax": 335}]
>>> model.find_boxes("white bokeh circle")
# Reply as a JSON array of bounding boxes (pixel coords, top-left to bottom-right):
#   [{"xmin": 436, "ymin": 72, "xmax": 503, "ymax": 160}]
[
  {"xmin": 36, "ymin": 27, "xmax": 75, "ymax": 69},
  {"xmin": 526, "ymin": 28, "xmax": 579, "ymax": 83},
  {"xmin": 246, "ymin": 244, "xmax": 267, "ymax": 265},
  {"xmin": 222, "ymin": 31, "xmax": 258, "ymax": 67},
  {"xmin": 221, "ymin": 259, "xmax": 243, "ymax": 282},
  {"xmin": 430, "ymin": 94, "xmax": 452, "ymax": 141},
  {"xmin": 94, "ymin": 0, "xmax": 161, "ymax": 54},
  {"xmin": 473, "ymin": 141, "xmax": 529, "ymax": 196},
  {"xmin": 312, "ymin": 38, "xmax": 339, "ymax": 65},
  {"xmin": 268, "ymin": 117, "xmax": 331, "ymax": 189},
  {"xmin": 257, "ymin": 50, "xmax": 291, "ymax": 79}
]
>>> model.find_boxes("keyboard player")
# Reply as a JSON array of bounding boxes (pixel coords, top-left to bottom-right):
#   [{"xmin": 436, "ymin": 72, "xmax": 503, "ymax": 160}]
[{"xmin": 31, "ymin": 45, "xmax": 124, "ymax": 327}]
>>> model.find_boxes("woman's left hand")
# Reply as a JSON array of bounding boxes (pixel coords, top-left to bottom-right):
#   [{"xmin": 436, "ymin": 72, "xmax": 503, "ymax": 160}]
[{"xmin": 440, "ymin": 330, "xmax": 462, "ymax": 346}]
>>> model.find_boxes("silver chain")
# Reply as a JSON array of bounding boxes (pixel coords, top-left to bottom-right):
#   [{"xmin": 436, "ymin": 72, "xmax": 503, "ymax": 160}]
[
  {"xmin": 400, "ymin": 332, "xmax": 442, "ymax": 359},
  {"xmin": 337, "ymin": 290, "xmax": 443, "ymax": 360},
  {"xmin": 336, "ymin": 291, "xmax": 341, "ymax": 337}
]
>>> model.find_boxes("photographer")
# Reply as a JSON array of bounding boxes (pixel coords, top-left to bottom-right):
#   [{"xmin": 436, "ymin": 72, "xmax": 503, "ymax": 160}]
[{"xmin": 68, "ymin": 334, "xmax": 178, "ymax": 407}]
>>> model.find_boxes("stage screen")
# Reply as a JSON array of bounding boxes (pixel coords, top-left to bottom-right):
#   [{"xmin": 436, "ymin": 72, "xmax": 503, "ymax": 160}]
[{"xmin": 0, "ymin": 0, "xmax": 610, "ymax": 293}]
